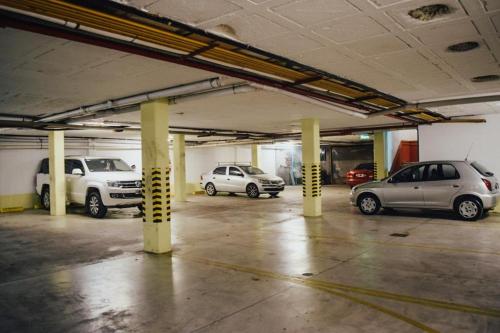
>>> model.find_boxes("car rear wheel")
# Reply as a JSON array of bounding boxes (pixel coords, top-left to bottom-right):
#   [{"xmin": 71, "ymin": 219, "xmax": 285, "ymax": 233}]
[
  {"xmin": 357, "ymin": 193, "xmax": 381, "ymax": 215},
  {"xmin": 246, "ymin": 183, "xmax": 260, "ymax": 198},
  {"xmin": 41, "ymin": 187, "xmax": 50, "ymax": 210},
  {"xmin": 205, "ymin": 183, "xmax": 217, "ymax": 196},
  {"xmin": 86, "ymin": 191, "xmax": 108, "ymax": 218},
  {"xmin": 455, "ymin": 197, "xmax": 483, "ymax": 221}
]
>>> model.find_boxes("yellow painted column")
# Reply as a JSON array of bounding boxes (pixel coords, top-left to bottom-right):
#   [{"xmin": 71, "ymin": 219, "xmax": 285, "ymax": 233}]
[
  {"xmin": 48, "ymin": 131, "xmax": 66, "ymax": 216},
  {"xmin": 373, "ymin": 131, "xmax": 387, "ymax": 180},
  {"xmin": 141, "ymin": 99, "xmax": 171, "ymax": 254},
  {"xmin": 251, "ymin": 144, "xmax": 260, "ymax": 167},
  {"xmin": 301, "ymin": 118, "xmax": 321, "ymax": 217},
  {"xmin": 173, "ymin": 134, "xmax": 187, "ymax": 202}
]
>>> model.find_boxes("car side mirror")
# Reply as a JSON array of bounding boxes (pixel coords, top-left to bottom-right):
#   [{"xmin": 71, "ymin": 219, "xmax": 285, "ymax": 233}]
[
  {"xmin": 72, "ymin": 168, "xmax": 83, "ymax": 176},
  {"xmin": 388, "ymin": 177, "xmax": 396, "ymax": 184}
]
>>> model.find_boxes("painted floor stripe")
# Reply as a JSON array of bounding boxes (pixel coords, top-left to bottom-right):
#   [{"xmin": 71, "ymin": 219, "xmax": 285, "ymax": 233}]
[
  {"xmin": 179, "ymin": 255, "xmax": 500, "ymax": 319},
  {"xmin": 179, "ymin": 255, "xmax": 438, "ymax": 332}
]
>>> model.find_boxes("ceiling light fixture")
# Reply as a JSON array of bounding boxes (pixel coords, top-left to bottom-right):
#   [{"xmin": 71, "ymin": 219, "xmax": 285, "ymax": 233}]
[
  {"xmin": 471, "ymin": 75, "xmax": 500, "ymax": 83},
  {"xmin": 408, "ymin": 4, "xmax": 451, "ymax": 21},
  {"xmin": 447, "ymin": 41, "xmax": 479, "ymax": 52}
]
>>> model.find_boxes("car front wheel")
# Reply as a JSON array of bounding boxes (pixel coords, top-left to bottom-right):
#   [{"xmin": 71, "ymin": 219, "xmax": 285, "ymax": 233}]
[
  {"xmin": 246, "ymin": 183, "xmax": 260, "ymax": 198},
  {"xmin": 86, "ymin": 191, "xmax": 108, "ymax": 218},
  {"xmin": 357, "ymin": 193, "xmax": 381, "ymax": 215},
  {"xmin": 455, "ymin": 197, "xmax": 483, "ymax": 221}
]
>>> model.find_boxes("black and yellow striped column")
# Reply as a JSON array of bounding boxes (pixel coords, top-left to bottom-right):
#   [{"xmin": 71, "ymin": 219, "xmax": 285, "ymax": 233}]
[
  {"xmin": 301, "ymin": 118, "xmax": 322, "ymax": 217},
  {"xmin": 141, "ymin": 99, "xmax": 171, "ymax": 254}
]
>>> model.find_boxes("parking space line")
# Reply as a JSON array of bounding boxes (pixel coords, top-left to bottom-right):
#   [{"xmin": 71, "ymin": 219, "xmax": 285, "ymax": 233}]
[
  {"xmin": 179, "ymin": 255, "xmax": 500, "ymax": 320},
  {"xmin": 179, "ymin": 255, "xmax": 438, "ymax": 332}
]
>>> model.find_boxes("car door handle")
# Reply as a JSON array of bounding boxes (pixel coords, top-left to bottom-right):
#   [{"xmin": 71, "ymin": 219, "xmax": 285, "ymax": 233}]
[
  {"xmin": 452, "ymin": 185, "xmax": 460, "ymax": 188},
  {"xmin": 414, "ymin": 186, "xmax": 419, "ymax": 189}
]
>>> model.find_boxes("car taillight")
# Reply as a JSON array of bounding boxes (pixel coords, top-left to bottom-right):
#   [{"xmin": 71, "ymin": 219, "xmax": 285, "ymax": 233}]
[{"xmin": 482, "ymin": 178, "xmax": 492, "ymax": 191}]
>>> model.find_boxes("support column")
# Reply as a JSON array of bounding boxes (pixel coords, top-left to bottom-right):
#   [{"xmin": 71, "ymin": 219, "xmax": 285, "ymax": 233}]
[
  {"xmin": 173, "ymin": 134, "xmax": 187, "ymax": 202},
  {"xmin": 373, "ymin": 131, "xmax": 387, "ymax": 180},
  {"xmin": 141, "ymin": 99, "xmax": 171, "ymax": 254},
  {"xmin": 301, "ymin": 118, "xmax": 321, "ymax": 217},
  {"xmin": 251, "ymin": 144, "xmax": 260, "ymax": 167},
  {"xmin": 48, "ymin": 131, "xmax": 66, "ymax": 216}
]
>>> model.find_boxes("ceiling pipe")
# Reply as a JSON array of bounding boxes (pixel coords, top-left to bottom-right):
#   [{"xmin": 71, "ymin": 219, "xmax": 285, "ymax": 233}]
[
  {"xmin": 368, "ymin": 94, "xmax": 500, "ymax": 118},
  {"xmin": 67, "ymin": 83, "xmax": 257, "ymax": 124},
  {"xmin": 250, "ymin": 83, "xmax": 369, "ymax": 119},
  {"xmin": 38, "ymin": 78, "xmax": 221, "ymax": 123}
]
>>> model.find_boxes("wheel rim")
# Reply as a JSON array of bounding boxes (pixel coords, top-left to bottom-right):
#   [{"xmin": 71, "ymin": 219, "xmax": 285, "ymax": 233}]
[
  {"xmin": 459, "ymin": 201, "xmax": 478, "ymax": 219},
  {"xmin": 89, "ymin": 196, "xmax": 99, "ymax": 215},
  {"xmin": 43, "ymin": 192, "xmax": 50, "ymax": 208},
  {"xmin": 206, "ymin": 184, "xmax": 215, "ymax": 195},
  {"xmin": 360, "ymin": 197, "xmax": 376, "ymax": 213},
  {"xmin": 249, "ymin": 185, "xmax": 258, "ymax": 197}
]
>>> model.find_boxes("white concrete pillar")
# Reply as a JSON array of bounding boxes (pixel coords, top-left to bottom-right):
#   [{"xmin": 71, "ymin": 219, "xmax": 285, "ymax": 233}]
[
  {"xmin": 301, "ymin": 118, "xmax": 321, "ymax": 217},
  {"xmin": 173, "ymin": 134, "xmax": 187, "ymax": 202},
  {"xmin": 48, "ymin": 131, "xmax": 66, "ymax": 216},
  {"xmin": 141, "ymin": 99, "xmax": 171, "ymax": 254}
]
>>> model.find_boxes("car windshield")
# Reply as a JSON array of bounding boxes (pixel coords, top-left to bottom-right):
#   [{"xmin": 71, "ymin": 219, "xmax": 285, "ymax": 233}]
[
  {"xmin": 355, "ymin": 163, "xmax": 374, "ymax": 170},
  {"xmin": 471, "ymin": 161, "xmax": 494, "ymax": 177},
  {"xmin": 240, "ymin": 166, "xmax": 265, "ymax": 175},
  {"xmin": 85, "ymin": 158, "xmax": 132, "ymax": 172}
]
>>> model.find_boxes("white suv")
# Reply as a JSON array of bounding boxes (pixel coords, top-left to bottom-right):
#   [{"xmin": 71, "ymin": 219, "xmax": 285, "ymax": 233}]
[
  {"xmin": 36, "ymin": 156, "xmax": 142, "ymax": 218},
  {"xmin": 201, "ymin": 164, "xmax": 285, "ymax": 198}
]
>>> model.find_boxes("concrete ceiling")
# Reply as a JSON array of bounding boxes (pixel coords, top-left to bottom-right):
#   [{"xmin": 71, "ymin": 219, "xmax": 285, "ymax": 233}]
[
  {"xmin": 0, "ymin": 0, "xmax": 499, "ymax": 140},
  {"xmin": 131, "ymin": 0, "xmax": 500, "ymax": 102}
]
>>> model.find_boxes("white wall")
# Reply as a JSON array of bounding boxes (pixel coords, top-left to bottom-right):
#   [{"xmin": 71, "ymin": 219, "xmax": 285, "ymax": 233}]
[
  {"xmin": 419, "ymin": 113, "xmax": 500, "ymax": 177},
  {"xmin": 185, "ymin": 145, "xmax": 252, "ymax": 183}
]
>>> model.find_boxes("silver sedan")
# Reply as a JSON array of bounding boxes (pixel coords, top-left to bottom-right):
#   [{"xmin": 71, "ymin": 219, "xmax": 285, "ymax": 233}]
[{"xmin": 350, "ymin": 160, "xmax": 499, "ymax": 221}]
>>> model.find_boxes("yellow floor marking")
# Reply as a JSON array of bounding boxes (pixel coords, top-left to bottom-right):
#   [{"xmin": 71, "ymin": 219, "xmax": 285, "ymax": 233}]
[
  {"xmin": 179, "ymin": 255, "xmax": 438, "ymax": 332},
  {"xmin": 179, "ymin": 255, "xmax": 500, "ymax": 320}
]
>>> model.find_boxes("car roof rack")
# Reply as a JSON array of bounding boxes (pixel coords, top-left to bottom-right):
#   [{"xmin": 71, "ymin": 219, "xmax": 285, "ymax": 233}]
[{"xmin": 217, "ymin": 162, "xmax": 252, "ymax": 166}]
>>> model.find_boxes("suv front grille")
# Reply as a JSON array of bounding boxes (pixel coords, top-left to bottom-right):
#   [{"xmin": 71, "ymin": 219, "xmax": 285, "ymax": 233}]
[{"xmin": 117, "ymin": 181, "xmax": 142, "ymax": 188}]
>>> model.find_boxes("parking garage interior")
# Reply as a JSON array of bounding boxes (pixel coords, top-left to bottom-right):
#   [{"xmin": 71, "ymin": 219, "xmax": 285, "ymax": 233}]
[{"xmin": 1, "ymin": 0, "xmax": 500, "ymax": 332}]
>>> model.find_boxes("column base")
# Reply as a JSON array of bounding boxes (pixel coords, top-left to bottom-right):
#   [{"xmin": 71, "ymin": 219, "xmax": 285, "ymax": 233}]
[
  {"xmin": 143, "ymin": 222, "xmax": 172, "ymax": 254},
  {"xmin": 304, "ymin": 197, "xmax": 322, "ymax": 217}
]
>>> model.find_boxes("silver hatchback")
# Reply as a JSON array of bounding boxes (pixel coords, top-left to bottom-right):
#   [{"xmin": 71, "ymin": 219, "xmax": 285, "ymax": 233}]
[{"xmin": 350, "ymin": 160, "xmax": 499, "ymax": 221}]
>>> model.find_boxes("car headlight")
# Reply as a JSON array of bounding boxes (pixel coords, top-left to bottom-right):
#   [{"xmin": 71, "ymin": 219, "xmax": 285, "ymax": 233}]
[
  {"xmin": 257, "ymin": 179, "xmax": 270, "ymax": 184},
  {"xmin": 107, "ymin": 181, "xmax": 121, "ymax": 188}
]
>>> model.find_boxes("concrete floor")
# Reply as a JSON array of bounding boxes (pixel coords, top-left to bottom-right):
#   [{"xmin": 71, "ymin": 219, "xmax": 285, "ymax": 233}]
[{"xmin": 1, "ymin": 186, "xmax": 500, "ymax": 332}]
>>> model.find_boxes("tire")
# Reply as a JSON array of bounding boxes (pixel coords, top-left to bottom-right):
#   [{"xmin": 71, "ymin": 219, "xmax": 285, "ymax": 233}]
[
  {"xmin": 41, "ymin": 186, "xmax": 50, "ymax": 210},
  {"xmin": 357, "ymin": 193, "xmax": 381, "ymax": 215},
  {"xmin": 246, "ymin": 183, "xmax": 260, "ymax": 198},
  {"xmin": 86, "ymin": 191, "xmax": 108, "ymax": 218},
  {"xmin": 269, "ymin": 192, "xmax": 279, "ymax": 198},
  {"xmin": 205, "ymin": 183, "xmax": 217, "ymax": 196},
  {"xmin": 455, "ymin": 197, "xmax": 483, "ymax": 221}
]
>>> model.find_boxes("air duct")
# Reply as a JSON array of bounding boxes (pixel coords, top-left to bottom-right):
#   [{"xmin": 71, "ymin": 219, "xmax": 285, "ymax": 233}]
[{"xmin": 38, "ymin": 78, "xmax": 221, "ymax": 123}]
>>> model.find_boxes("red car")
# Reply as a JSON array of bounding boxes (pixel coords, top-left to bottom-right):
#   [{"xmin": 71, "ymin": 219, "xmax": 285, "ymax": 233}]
[{"xmin": 346, "ymin": 163, "xmax": 374, "ymax": 187}]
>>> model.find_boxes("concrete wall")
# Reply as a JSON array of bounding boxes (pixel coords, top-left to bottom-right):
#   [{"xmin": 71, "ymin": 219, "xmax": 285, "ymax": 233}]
[
  {"xmin": 419, "ymin": 114, "xmax": 500, "ymax": 175},
  {"xmin": 0, "ymin": 140, "xmax": 253, "ymax": 210},
  {"xmin": 419, "ymin": 114, "xmax": 500, "ymax": 212}
]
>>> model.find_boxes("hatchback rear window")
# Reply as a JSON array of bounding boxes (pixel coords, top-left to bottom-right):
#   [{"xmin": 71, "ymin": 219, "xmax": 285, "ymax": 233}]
[
  {"xmin": 355, "ymin": 163, "xmax": 374, "ymax": 170},
  {"xmin": 471, "ymin": 162, "xmax": 494, "ymax": 177}
]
